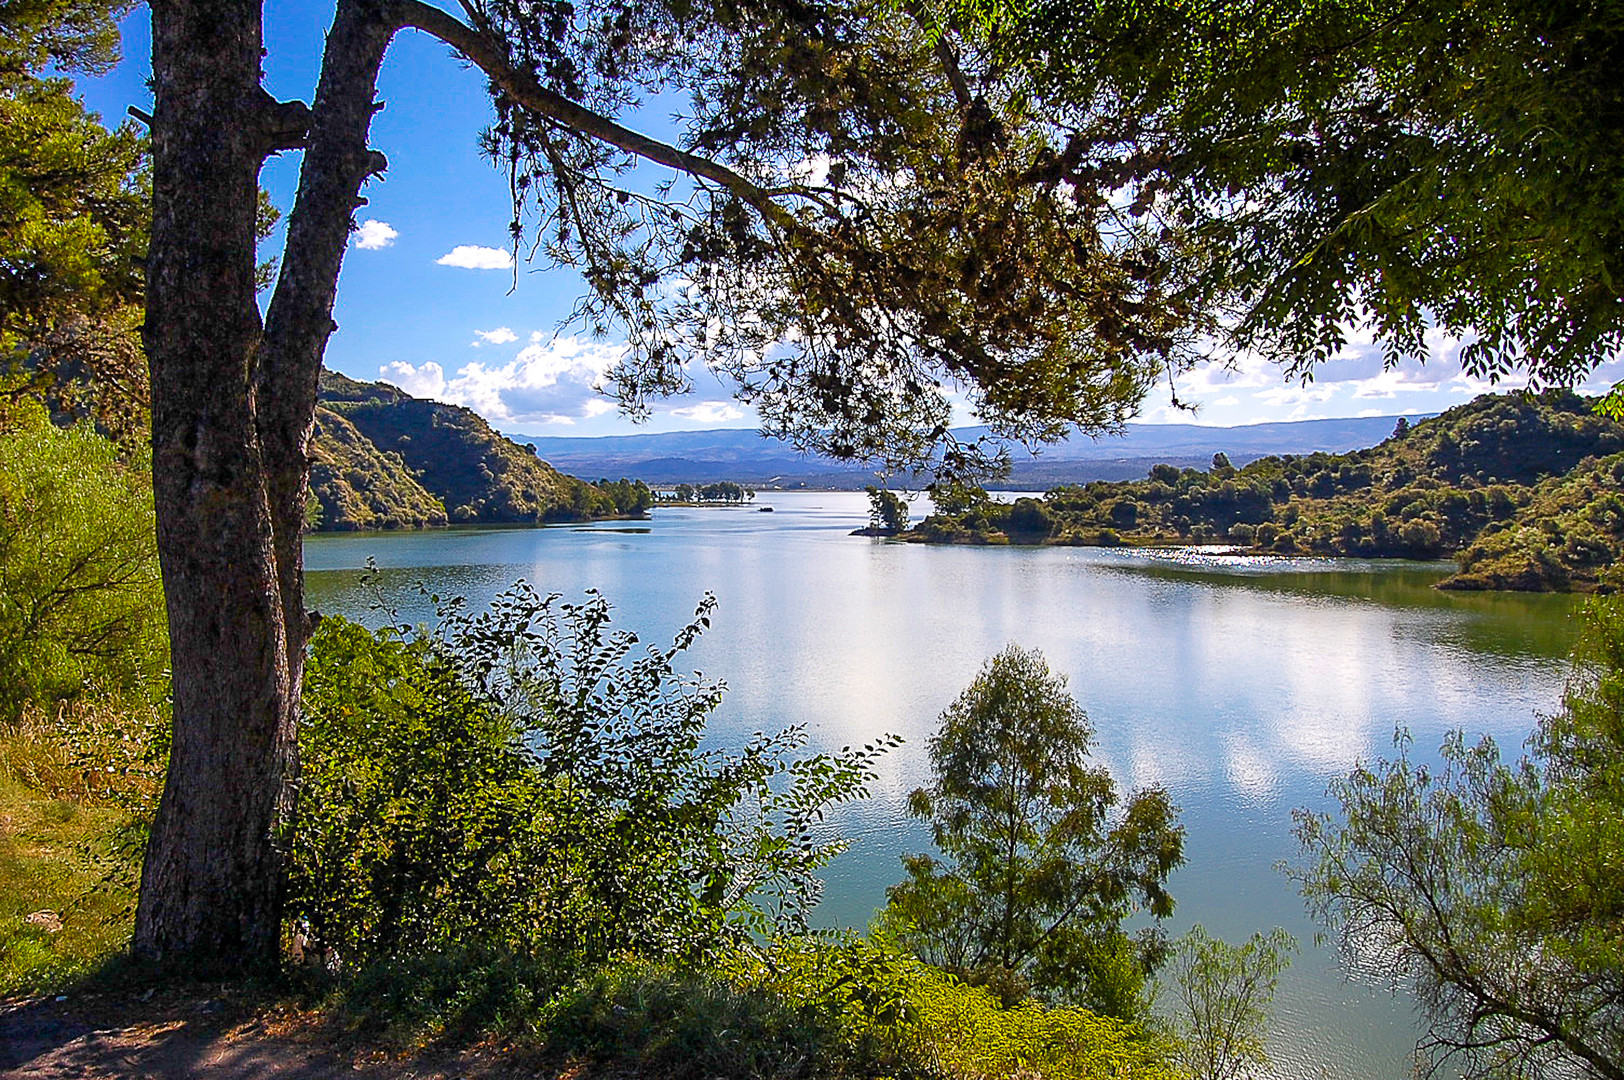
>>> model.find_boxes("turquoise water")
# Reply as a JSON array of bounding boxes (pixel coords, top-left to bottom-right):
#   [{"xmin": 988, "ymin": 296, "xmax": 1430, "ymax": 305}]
[{"xmin": 304, "ymin": 491, "xmax": 1581, "ymax": 1079}]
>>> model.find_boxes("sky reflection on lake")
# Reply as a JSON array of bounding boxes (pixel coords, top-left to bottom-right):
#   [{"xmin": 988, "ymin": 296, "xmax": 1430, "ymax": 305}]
[{"xmin": 306, "ymin": 491, "xmax": 1580, "ymax": 1079}]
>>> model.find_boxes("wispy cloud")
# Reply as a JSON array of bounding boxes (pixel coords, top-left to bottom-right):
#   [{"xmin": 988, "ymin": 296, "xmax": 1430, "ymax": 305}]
[
  {"xmin": 436, "ymin": 244, "xmax": 513, "ymax": 270},
  {"xmin": 353, "ymin": 219, "xmax": 398, "ymax": 250},
  {"xmin": 669, "ymin": 401, "xmax": 745, "ymax": 424}
]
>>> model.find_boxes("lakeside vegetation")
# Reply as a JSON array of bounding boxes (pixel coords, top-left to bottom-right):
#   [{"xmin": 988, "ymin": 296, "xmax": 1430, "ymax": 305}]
[
  {"xmin": 5, "ymin": 0, "xmax": 1623, "ymax": 1074},
  {"xmin": 0, "ymin": 577, "xmax": 1200, "ymax": 1080},
  {"xmin": 0, "ymin": 385, "xmax": 1272, "ymax": 1075},
  {"xmin": 894, "ymin": 392, "xmax": 1624, "ymax": 592}
]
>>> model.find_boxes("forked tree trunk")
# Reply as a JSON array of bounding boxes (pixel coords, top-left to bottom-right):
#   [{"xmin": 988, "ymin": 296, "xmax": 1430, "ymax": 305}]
[
  {"xmin": 135, "ymin": 0, "xmax": 392, "ymax": 969},
  {"xmin": 132, "ymin": 0, "xmax": 753, "ymax": 969},
  {"xmin": 135, "ymin": 0, "xmax": 297, "ymax": 967}
]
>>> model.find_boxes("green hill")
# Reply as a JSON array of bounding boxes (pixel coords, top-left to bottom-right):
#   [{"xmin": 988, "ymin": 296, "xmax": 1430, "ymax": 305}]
[
  {"xmin": 307, "ymin": 407, "xmax": 448, "ymax": 531},
  {"xmin": 306, "ymin": 371, "xmax": 650, "ymax": 531},
  {"xmin": 903, "ymin": 392, "xmax": 1624, "ymax": 592}
]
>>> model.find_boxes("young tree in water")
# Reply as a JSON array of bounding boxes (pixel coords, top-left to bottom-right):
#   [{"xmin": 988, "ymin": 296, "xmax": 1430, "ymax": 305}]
[
  {"xmin": 1294, "ymin": 596, "xmax": 1624, "ymax": 1080},
  {"xmin": 879, "ymin": 645, "xmax": 1185, "ymax": 1019},
  {"xmin": 133, "ymin": 0, "xmax": 1205, "ymax": 968}
]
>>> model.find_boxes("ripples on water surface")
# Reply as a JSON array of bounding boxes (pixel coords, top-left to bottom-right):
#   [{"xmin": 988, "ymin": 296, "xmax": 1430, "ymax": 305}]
[{"xmin": 305, "ymin": 491, "xmax": 1581, "ymax": 1079}]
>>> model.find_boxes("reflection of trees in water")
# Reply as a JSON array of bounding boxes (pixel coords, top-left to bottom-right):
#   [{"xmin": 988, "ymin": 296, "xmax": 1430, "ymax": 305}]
[{"xmin": 1097, "ymin": 550, "xmax": 1580, "ymax": 661}]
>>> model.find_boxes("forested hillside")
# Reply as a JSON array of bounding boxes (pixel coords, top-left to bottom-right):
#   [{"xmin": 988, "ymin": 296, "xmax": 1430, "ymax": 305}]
[
  {"xmin": 307, "ymin": 371, "xmax": 651, "ymax": 530},
  {"xmin": 905, "ymin": 392, "xmax": 1624, "ymax": 592}
]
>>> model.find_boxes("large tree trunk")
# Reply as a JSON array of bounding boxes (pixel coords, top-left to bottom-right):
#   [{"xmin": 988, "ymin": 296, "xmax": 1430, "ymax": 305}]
[
  {"xmin": 135, "ymin": 0, "xmax": 297, "ymax": 968},
  {"xmin": 134, "ymin": 0, "xmax": 392, "ymax": 970},
  {"xmin": 130, "ymin": 0, "xmax": 745, "ymax": 969}
]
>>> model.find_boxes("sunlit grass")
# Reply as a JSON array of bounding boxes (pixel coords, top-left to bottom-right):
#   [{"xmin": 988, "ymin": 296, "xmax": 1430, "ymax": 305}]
[{"xmin": 0, "ymin": 715, "xmax": 139, "ymax": 996}]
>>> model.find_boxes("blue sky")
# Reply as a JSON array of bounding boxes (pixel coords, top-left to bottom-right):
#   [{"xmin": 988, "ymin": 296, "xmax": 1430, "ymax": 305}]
[{"xmin": 78, "ymin": 3, "xmax": 1624, "ymax": 441}]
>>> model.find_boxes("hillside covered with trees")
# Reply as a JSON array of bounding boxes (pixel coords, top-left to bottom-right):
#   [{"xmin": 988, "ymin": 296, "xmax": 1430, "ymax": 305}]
[
  {"xmin": 902, "ymin": 392, "xmax": 1624, "ymax": 592},
  {"xmin": 307, "ymin": 371, "xmax": 651, "ymax": 530}
]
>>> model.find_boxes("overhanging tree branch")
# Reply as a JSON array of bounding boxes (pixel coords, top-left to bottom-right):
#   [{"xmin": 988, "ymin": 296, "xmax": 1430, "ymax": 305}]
[{"xmin": 391, "ymin": 0, "xmax": 800, "ymax": 231}]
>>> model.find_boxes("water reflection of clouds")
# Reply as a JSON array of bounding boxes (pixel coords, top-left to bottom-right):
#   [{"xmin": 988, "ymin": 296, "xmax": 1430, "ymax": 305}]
[
  {"xmin": 304, "ymin": 495, "xmax": 1580, "ymax": 1080},
  {"xmin": 1221, "ymin": 731, "xmax": 1282, "ymax": 803}
]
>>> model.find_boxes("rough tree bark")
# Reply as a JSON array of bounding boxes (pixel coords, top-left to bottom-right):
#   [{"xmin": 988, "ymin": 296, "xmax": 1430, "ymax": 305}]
[
  {"xmin": 134, "ymin": 0, "xmax": 801, "ymax": 969},
  {"xmin": 136, "ymin": 0, "xmax": 306, "ymax": 965}
]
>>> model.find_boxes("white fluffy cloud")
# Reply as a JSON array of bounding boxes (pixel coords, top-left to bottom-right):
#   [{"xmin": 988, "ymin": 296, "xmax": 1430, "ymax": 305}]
[
  {"xmin": 353, "ymin": 219, "xmax": 398, "ymax": 250},
  {"xmin": 472, "ymin": 326, "xmax": 518, "ymax": 346},
  {"xmin": 1155, "ymin": 323, "xmax": 1555, "ymax": 425},
  {"xmin": 435, "ymin": 244, "xmax": 513, "ymax": 270},
  {"xmin": 379, "ymin": 335, "xmax": 625, "ymax": 426},
  {"xmin": 669, "ymin": 401, "xmax": 745, "ymax": 424}
]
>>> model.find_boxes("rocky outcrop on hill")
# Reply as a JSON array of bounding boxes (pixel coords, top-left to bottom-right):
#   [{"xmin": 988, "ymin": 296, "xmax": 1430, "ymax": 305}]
[{"xmin": 306, "ymin": 371, "xmax": 649, "ymax": 531}]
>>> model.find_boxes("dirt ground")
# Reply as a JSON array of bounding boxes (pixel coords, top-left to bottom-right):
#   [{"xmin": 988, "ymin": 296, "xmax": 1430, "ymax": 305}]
[{"xmin": 0, "ymin": 990, "xmax": 550, "ymax": 1080}]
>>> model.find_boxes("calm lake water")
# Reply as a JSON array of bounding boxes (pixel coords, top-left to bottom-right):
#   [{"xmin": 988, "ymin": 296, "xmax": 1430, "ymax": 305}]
[{"xmin": 304, "ymin": 490, "xmax": 1581, "ymax": 1080}]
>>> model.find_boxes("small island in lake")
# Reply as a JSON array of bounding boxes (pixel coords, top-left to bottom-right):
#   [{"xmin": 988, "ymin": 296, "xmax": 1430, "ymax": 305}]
[{"xmin": 880, "ymin": 392, "xmax": 1624, "ymax": 593}]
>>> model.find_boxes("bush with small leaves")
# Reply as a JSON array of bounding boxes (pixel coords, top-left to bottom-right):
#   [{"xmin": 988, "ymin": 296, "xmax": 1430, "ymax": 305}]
[
  {"xmin": 291, "ymin": 584, "xmax": 896, "ymax": 975},
  {"xmin": 0, "ymin": 402, "xmax": 167, "ymax": 720}
]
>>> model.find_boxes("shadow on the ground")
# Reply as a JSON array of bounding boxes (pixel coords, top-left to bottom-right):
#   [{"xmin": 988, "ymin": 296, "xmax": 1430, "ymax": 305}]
[{"xmin": 0, "ymin": 987, "xmax": 552, "ymax": 1080}]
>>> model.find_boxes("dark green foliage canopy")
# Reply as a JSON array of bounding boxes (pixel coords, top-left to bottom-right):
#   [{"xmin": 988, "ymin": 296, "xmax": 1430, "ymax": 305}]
[
  {"xmin": 910, "ymin": 392, "xmax": 1624, "ymax": 590},
  {"xmin": 1293, "ymin": 594, "xmax": 1624, "ymax": 1078},
  {"xmin": 865, "ymin": 485, "xmax": 910, "ymax": 533},
  {"xmin": 934, "ymin": 0, "xmax": 1624, "ymax": 407},
  {"xmin": 879, "ymin": 645, "xmax": 1184, "ymax": 1020},
  {"xmin": 0, "ymin": 0, "xmax": 148, "ymax": 438},
  {"xmin": 0, "ymin": 0, "xmax": 129, "ymax": 77}
]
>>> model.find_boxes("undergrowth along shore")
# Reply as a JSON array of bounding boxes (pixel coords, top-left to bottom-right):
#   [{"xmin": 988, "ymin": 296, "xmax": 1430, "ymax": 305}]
[
  {"xmin": 0, "ymin": 612, "xmax": 1187, "ymax": 1080},
  {"xmin": 0, "ymin": 727, "xmax": 1178, "ymax": 1080}
]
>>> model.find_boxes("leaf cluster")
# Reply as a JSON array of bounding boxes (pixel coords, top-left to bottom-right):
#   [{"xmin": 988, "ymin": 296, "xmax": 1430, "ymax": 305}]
[
  {"xmin": 959, "ymin": 0, "xmax": 1624, "ymax": 394},
  {"xmin": 0, "ymin": 0, "xmax": 150, "ymax": 440},
  {"xmin": 1156, "ymin": 925, "xmax": 1296, "ymax": 1080},
  {"xmin": 0, "ymin": 401, "xmax": 167, "ymax": 721},
  {"xmin": 723, "ymin": 935, "xmax": 1181, "ymax": 1080},
  {"xmin": 291, "ymin": 584, "xmax": 896, "ymax": 973},
  {"xmin": 864, "ymin": 485, "xmax": 910, "ymax": 533}
]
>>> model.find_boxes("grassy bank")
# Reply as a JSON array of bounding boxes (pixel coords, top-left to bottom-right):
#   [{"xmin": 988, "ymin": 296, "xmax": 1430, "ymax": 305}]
[{"xmin": 0, "ymin": 764, "xmax": 133, "ymax": 993}]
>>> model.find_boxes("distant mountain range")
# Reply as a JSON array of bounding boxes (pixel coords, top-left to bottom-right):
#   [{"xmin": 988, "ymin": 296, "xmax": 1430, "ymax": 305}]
[{"xmin": 508, "ymin": 415, "xmax": 1428, "ymax": 489}]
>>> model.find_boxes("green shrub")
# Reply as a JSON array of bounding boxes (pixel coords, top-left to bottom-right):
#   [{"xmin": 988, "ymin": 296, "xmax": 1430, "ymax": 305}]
[
  {"xmin": 0, "ymin": 402, "xmax": 167, "ymax": 720},
  {"xmin": 292, "ymin": 586, "xmax": 897, "ymax": 973},
  {"xmin": 329, "ymin": 938, "xmax": 1178, "ymax": 1080},
  {"xmin": 878, "ymin": 646, "xmax": 1183, "ymax": 1020},
  {"xmin": 544, "ymin": 959, "xmax": 839, "ymax": 1080},
  {"xmin": 726, "ymin": 937, "xmax": 1181, "ymax": 1080}
]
